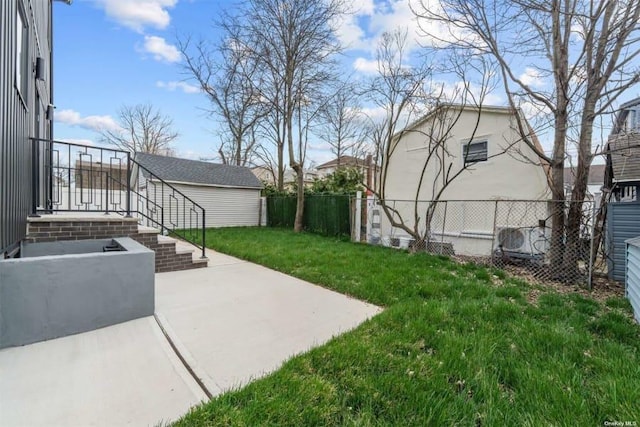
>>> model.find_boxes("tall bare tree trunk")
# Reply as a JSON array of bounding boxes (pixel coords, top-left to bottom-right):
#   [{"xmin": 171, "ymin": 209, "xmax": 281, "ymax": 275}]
[
  {"xmin": 563, "ymin": 100, "xmax": 596, "ymax": 281},
  {"xmin": 294, "ymin": 166, "xmax": 304, "ymax": 231},
  {"xmin": 549, "ymin": 113, "xmax": 567, "ymax": 273},
  {"xmin": 277, "ymin": 144, "xmax": 284, "ymax": 192}
]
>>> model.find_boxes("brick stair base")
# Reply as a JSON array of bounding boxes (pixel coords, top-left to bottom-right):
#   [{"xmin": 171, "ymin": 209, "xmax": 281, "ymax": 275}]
[{"xmin": 25, "ymin": 216, "xmax": 208, "ymax": 273}]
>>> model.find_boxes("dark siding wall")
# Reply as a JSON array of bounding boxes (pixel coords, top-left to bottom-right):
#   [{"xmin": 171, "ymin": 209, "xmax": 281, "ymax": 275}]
[
  {"xmin": 607, "ymin": 202, "xmax": 640, "ymax": 282},
  {"xmin": 0, "ymin": 0, "xmax": 52, "ymax": 256}
]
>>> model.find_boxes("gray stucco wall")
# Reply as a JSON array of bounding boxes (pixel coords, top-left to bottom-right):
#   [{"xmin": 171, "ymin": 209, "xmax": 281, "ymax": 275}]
[{"xmin": 0, "ymin": 237, "xmax": 154, "ymax": 349}]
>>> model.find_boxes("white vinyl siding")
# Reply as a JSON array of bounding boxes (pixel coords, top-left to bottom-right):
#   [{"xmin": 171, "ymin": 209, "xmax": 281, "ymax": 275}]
[{"xmin": 146, "ymin": 181, "xmax": 261, "ymax": 228}]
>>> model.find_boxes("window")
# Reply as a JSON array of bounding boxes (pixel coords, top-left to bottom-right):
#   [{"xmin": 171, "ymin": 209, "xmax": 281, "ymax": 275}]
[
  {"xmin": 463, "ymin": 140, "xmax": 488, "ymax": 165},
  {"xmin": 16, "ymin": 2, "xmax": 28, "ymax": 100}
]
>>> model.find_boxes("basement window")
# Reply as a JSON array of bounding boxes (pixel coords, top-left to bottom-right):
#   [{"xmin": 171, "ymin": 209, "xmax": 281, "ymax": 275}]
[
  {"xmin": 16, "ymin": 2, "xmax": 29, "ymax": 102},
  {"xmin": 463, "ymin": 140, "xmax": 488, "ymax": 165}
]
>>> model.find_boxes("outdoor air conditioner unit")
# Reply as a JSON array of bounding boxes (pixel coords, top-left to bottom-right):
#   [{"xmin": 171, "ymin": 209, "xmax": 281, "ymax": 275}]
[{"xmin": 494, "ymin": 226, "xmax": 550, "ymax": 258}]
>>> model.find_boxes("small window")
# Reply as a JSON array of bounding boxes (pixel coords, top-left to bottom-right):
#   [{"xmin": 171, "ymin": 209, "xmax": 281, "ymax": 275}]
[
  {"xmin": 463, "ymin": 140, "xmax": 488, "ymax": 165},
  {"xmin": 16, "ymin": 3, "xmax": 29, "ymax": 100}
]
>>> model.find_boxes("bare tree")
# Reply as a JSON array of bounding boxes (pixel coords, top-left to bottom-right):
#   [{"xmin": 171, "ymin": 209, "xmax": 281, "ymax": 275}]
[
  {"xmin": 367, "ymin": 29, "xmax": 509, "ymax": 250},
  {"xmin": 99, "ymin": 103, "xmax": 178, "ymax": 155},
  {"xmin": 234, "ymin": 0, "xmax": 346, "ymax": 231},
  {"xmin": 317, "ymin": 84, "xmax": 366, "ymax": 165},
  {"xmin": 177, "ymin": 32, "xmax": 265, "ymax": 167},
  {"xmin": 414, "ymin": 0, "xmax": 640, "ymax": 280}
]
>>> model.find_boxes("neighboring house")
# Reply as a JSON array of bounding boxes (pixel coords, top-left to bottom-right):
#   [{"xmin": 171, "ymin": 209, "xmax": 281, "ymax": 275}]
[
  {"xmin": 372, "ymin": 104, "xmax": 550, "ymax": 256},
  {"xmin": 74, "ymin": 160, "xmax": 128, "ymax": 190},
  {"xmin": 607, "ymin": 97, "xmax": 640, "ymax": 202},
  {"xmin": 316, "ymin": 155, "xmax": 366, "ymax": 177},
  {"xmin": 251, "ymin": 165, "xmax": 319, "ymax": 188},
  {"xmin": 316, "ymin": 155, "xmax": 380, "ymax": 189},
  {"xmin": 283, "ymin": 169, "xmax": 319, "ymax": 187},
  {"xmin": 1, "ymin": 0, "xmax": 55, "ymax": 258},
  {"xmin": 564, "ymin": 163, "xmax": 606, "ymax": 204},
  {"xmin": 134, "ymin": 153, "xmax": 263, "ymax": 228},
  {"xmin": 606, "ymin": 98, "xmax": 640, "ymax": 282},
  {"xmin": 251, "ymin": 165, "xmax": 276, "ymax": 185}
]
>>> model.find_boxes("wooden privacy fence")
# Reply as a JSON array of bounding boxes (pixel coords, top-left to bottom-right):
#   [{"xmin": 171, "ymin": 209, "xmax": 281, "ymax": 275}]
[{"xmin": 266, "ymin": 194, "xmax": 352, "ymax": 236}]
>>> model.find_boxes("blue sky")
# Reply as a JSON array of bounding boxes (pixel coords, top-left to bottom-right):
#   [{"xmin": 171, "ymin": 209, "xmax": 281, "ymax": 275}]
[
  {"xmin": 52, "ymin": 0, "xmax": 411, "ymax": 165},
  {"xmin": 52, "ymin": 0, "xmax": 638, "ymax": 166}
]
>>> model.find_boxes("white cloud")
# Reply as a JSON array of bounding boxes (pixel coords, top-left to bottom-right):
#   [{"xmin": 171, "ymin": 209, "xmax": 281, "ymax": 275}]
[
  {"xmin": 430, "ymin": 80, "xmax": 504, "ymax": 106},
  {"xmin": 351, "ymin": 0, "xmax": 376, "ymax": 15},
  {"xmin": 142, "ymin": 36, "xmax": 181, "ymax": 63},
  {"xmin": 361, "ymin": 106, "xmax": 389, "ymax": 122},
  {"xmin": 353, "ymin": 57, "xmax": 379, "ymax": 74},
  {"xmin": 156, "ymin": 80, "xmax": 200, "ymax": 94},
  {"xmin": 519, "ymin": 67, "xmax": 545, "ymax": 88},
  {"xmin": 55, "ymin": 109, "xmax": 121, "ymax": 133},
  {"xmin": 95, "ymin": 0, "xmax": 177, "ymax": 32}
]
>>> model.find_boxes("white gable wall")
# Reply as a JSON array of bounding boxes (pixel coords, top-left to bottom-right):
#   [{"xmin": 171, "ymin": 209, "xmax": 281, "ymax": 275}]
[
  {"xmin": 374, "ymin": 108, "xmax": 551, "ymax": 256},
  {"xmin": 384, "ymin": 108, "xmax": 550, "ymax": 202}
]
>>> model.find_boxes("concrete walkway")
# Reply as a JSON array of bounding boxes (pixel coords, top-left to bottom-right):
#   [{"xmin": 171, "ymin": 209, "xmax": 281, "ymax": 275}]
[{"xmin": 0, "ymin": 250, "xmax": 381, "ymax": 426}]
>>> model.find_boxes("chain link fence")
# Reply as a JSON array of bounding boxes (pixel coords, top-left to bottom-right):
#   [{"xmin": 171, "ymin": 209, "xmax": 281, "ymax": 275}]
[{"xmin": 354, "ymin": 197, "xmax": 598, "ymax": 287}]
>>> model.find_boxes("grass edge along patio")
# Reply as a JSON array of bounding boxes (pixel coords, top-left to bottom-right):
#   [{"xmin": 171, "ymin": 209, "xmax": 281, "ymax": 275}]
[{"xmin": 175, "ymin": 227, "xmax": 640, "ymax": 427}]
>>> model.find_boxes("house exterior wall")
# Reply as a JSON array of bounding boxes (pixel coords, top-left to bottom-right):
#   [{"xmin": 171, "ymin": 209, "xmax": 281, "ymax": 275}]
[
  {"xmin": 377, "ymin": 108, "xmax": 550, "ymax": 256},
  {"xmin": 0, "ymin": 0, "xmax": 52, "ymax": 256},
  {"xmin": 384, "ymin": 108, "xmax": 549, "ymax": 203},
  {"xmin": 147, "ymin": 182, "xmax": 262, "ymax": 228},
  {"xmin": 607, "ymin": 202, "xmax": 640, "ymax": 282},
  {"xmin": 626, "ymin": 237, "xmax": 640, "ymax": 323}
]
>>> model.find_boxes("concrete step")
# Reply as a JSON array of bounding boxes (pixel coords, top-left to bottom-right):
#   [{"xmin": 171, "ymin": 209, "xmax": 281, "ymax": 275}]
[
  {"xmin": 131, "ymin": 225, "xmax": 208, "ymax": 272},
  {"xmin": 137, "ymin": 225, "xmax": 161, "ymax": 235}
]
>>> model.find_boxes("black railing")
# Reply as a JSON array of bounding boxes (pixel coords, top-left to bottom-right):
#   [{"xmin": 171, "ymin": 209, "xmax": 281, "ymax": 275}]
[
  {"xmin": 31, "ymin": 138, "xmax": 206, "ymax": 258},
  {"xmin": 128, "ymin": 157, "xmax": 206, "ymax": 258}
]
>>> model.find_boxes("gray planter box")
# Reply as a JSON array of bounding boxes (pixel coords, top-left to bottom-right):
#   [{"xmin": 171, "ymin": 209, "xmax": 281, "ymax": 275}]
[{"xmin": 0, "ymin": 237, "xmax": 154, "ymax": 349}]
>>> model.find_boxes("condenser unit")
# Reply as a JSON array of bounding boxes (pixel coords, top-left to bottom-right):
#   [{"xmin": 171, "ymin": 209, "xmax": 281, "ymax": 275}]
[{"xmin": 494, "ymin": 226, "xmax": 549, "ymax": 258}]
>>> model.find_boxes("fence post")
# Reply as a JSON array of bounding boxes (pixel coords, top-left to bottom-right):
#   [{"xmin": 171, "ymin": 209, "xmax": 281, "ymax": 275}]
[
  {"xmin": 366, "ymin": 194, "xmax": 374, "ymax": 243},
  {"xmin": 587, "ymin": 200, "xmax": 597, "ymax": 290},
  {"xmin": 354, "ymin": 191, "xmax": 362, "ymax": 242}
]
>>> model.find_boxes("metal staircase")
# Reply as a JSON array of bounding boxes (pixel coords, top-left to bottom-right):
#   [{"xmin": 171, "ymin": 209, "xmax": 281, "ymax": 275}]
[{"xmin": 31, "ymin": 138, "xmax": 207, "ymax": 259}]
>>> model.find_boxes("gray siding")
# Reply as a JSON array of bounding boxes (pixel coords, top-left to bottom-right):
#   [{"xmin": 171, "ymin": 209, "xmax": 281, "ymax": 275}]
[
  {"xmin": 0, "ymin": 0, "xmax": 52, "ymax": 255},
  {"xmin": 626, "ymin": 238, "xmax": 640, "ymax": 323},
  {"xmin": 607, "ymin": 202, "xmax": 640, "ymax": 281}
]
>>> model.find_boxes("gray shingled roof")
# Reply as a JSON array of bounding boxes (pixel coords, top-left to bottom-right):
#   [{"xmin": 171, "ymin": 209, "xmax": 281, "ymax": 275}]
[
  {"xmin": 608, "ymin": 133, "xmax": 640, "ymax": 182},
  {"xmin": 135, "ymin": 152, "xmax": 262, "ymax": 189}
]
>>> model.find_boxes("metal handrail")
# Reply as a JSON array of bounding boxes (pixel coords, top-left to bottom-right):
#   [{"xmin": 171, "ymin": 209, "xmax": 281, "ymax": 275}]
[
  {"xmin": 128, "ymin": 157, "xmax": 206, "ymax": 258},
  {"xmin": 31, "ymin": 138, "xmax": 207, "ymax": 258}
]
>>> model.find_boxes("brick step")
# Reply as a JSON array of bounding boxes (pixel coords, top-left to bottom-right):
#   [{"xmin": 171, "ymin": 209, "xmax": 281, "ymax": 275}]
[
  {"xmin": 24, "ymin": 216, "xmax": 207, "ymax": 273},
  {"xmin": 134, "ymin": 225, "xmax": 207, "ymax": 273}
]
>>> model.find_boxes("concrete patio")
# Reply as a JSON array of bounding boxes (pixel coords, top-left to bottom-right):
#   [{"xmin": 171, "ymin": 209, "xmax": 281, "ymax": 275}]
[{"xmin": 0, "ymin": 249, "xmax": 381, "ymax": 426}]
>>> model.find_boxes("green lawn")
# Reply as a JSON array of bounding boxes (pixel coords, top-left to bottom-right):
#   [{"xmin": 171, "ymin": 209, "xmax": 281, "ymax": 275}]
[{"xmin": 176, "ymin": 227, "xmax": 640, "ymax": 426}]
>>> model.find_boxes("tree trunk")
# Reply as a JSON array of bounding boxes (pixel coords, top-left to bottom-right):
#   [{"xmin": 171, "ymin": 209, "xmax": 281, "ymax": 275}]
[
  {"xmin": 563, "ymin": 109, "xmax": 595, "ymax": 283},
  {"xmin": 294, "ymin": 167, "xmax": 304, "ymax": 232},
  {"xmin": 277, "ymin": 144, "xmax": 284, "ymax": 191},
  {"xmin": 548, "ymin": 113, "xmax": 567, "ymax": 274}
]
